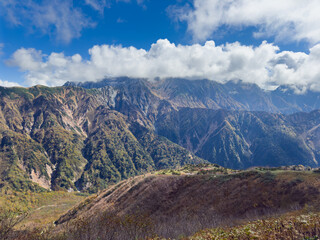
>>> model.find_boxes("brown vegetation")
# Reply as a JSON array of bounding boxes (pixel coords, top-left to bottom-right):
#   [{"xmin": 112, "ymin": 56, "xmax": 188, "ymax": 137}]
[
  {"xmin": 189, "ymin": 209, "xmax": 320, "ymax": 240},
  {"xmin": 2, "ymin": 167, "xmax": 320, "ymax": 239},
  {"xmin": 53, "ymin": 169, "xmax": 320, "ymax": 239}
]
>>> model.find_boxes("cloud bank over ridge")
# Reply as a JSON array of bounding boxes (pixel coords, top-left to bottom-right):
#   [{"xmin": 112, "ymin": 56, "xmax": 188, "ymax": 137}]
[
  {"xmin": 0, "ymin": 79, "xmax": 21, "ymax": 87},
  {"xmin": 7, "ymin": 39, "xmax": 320, "ymax": 93}
]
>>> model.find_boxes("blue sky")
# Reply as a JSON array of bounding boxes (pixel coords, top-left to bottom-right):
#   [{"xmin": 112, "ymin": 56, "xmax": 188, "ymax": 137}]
[{"xmin": 1, "ymin": 0, "xmax": 320, "ymax": 92}]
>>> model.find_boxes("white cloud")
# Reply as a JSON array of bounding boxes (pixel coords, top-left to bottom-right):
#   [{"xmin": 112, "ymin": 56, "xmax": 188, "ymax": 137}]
[
  {"xmin": 84, "ymin": 0, "xmax": 108, "ymax": 14},
  {"xmin": 84, "ymin": 0, "xmax": 146, "ymax": 13},
  {"xmin": 117, "ymin": 18, "xmax": 126, "ymax": 23},
  {"xmin": 0, "ymin": 80, "xmax": 21, "ymax": 87},
  {"xmin": 0, "ymin": 0, "xmax": 95, "ymax": 43},
  {"xmin": 170, "ymin": 0, "xmax": 320, "ymax": 44},
  {"xmin": 0, "ymin": 0, "xmax": 146, "ymax": 43},
  {"xmin": 7, "ymin": 39, "xmax": 320, "ymax": 93}
]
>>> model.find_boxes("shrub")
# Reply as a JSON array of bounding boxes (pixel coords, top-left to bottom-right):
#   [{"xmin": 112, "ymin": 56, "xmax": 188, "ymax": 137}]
[{"xmin": 0, "ymin": 207, "xmax": 28, "ymax": 240}]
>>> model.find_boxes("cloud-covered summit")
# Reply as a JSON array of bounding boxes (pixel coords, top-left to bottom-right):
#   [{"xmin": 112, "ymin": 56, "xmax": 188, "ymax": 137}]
[{"xmin": 8, "ymin": 39, "xmax": 320, "ymax": 93}]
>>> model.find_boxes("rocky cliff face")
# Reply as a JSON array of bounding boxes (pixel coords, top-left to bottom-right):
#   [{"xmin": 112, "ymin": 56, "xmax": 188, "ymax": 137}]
[{"xmin": 1, "ymin": 78, "xmax": 320, "ymax": 192}]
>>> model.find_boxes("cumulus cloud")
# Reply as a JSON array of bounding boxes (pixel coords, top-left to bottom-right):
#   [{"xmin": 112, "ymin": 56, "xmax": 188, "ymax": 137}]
[
  {"xmin": 0, "ymin": 80, "xmax": 21, "ymax": 87},
  {"xmin": 170, "ymin": 0, "xmax": 320, "ymax": 44},
  {"xmin": 0, "ymin": 0, "xmax": 95, "ymax": 43},
  {"xmin": 7, "ymin": 39, "xmax": 320, "ymax": 92}
]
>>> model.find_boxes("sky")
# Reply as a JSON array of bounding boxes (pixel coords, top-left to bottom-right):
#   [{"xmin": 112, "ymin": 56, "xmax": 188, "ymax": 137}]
[{"xmin": 1, "ymin": 0, "xmax": 320, "ymax": 92}]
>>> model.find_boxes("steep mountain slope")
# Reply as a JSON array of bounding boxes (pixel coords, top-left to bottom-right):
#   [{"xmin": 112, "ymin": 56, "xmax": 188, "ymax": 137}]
[
  {"xmin": 156, "ymin": 108, "xmax": 318, "ymax": 168},
  {"xmin": 0, "ymin": 85, "xmax": 203, "ymax": 193}
]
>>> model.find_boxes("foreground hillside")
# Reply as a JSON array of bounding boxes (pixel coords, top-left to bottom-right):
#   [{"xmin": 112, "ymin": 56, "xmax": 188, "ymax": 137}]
[
  {"xmin": 52, "ymin": 165, "xmax": 320, "ymax": 239},
  {"xmin": 2, "ymin": 78, "xmax": 320, "ymax": 192},
  {"xmin": 2, "ymin": 164, "xmax": 320, "ymax": 239}
]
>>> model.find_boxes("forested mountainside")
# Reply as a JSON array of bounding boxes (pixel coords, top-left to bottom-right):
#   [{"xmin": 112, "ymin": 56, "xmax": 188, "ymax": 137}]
[{"xmin": 1, "ymin": 77, "xmax": 320, "ymax": 192}]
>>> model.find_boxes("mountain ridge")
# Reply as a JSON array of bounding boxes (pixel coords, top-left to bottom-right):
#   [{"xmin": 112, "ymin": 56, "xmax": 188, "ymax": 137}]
[
  {"xmin": 1, "ymin": 78, "xmax": 320, "ymax": 192},
  {"xmin": 65, "ymin": 77, "xmax": 320, "ymax": 114}
]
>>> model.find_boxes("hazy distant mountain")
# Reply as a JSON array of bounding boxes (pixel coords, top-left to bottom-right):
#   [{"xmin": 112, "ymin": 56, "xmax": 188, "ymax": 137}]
[
  {"xmin": 1, "ymin": 77, "xmax": 320, "ymax": 192},
  {"xmin": 66, "ymin": 77, "xmax": 320, "ymax": 114}
]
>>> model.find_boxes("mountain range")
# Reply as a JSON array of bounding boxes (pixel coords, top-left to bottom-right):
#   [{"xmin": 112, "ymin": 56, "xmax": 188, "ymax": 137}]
[{"xmin": 1, "ymin": 77, "xmax": 320, "ymax": 192}]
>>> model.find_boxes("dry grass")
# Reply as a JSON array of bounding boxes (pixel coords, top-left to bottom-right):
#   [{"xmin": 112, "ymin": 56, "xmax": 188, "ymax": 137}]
[
  {"xmin": 52, "ymin": 168, "xmax": 320, "ymax": 239},
  {"xmin": 0, "ymin": 191, "xmax": 88, "ymax": 229},
  {"xmin": 189, "ymin": 209, "xmax": 320, "ymax": 240}
]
